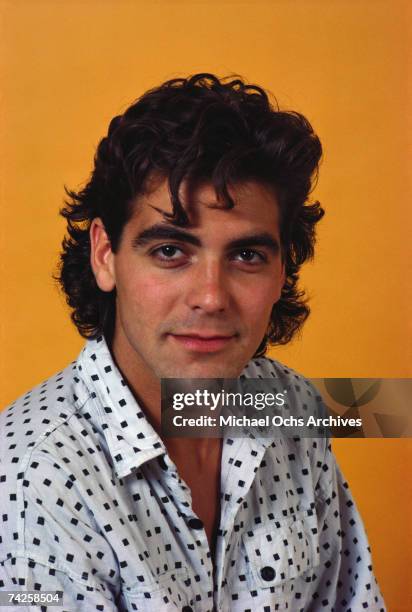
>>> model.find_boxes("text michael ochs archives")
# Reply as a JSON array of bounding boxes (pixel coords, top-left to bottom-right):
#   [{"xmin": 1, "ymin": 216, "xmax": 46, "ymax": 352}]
[{"xmin": 169, "ymin": 388, "xmax": 362, "ymax": 429}]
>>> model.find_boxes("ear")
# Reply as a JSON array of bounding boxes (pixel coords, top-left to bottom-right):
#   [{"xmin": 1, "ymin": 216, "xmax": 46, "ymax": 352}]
[{"xmin": 90, "ymin": 218, "xmax": 116, "ymax": 292}]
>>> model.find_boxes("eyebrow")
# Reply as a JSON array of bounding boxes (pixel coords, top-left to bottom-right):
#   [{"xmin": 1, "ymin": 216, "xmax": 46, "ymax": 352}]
[
  {"xmin": 131, "ymin": 223, "xmax": 281, "ymax": 254},
  {"xmin": 132, "ymin": 224, "xmax": 201, "ymax": 248}
]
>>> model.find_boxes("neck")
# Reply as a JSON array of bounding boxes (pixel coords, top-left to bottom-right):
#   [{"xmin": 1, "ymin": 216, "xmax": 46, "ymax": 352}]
[
  {"xmin": 110, "ymin": 328, "xmax": 162, "ymax": 433},
  {"xmin": 165, "ymin": 435, "xmax": 222, "ymax": 469},
  {"xmin": 109, "ymin": 329, "xmax": 223, "ymax": 463}
]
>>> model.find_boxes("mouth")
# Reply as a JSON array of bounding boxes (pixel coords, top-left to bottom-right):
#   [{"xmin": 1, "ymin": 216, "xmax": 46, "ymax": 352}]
[{"xmin": 168, "ymin": 332, "xmax": 237, "ymax": 353}]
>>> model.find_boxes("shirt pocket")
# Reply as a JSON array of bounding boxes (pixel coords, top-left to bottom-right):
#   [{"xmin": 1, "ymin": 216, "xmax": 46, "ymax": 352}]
[
  {"xmin": 122, "ymin": 567, "xmax": 189, "ymax": 611},
  {"xmin": 242, "ymin": 512, "xmax": 320, "ymax": 599}
]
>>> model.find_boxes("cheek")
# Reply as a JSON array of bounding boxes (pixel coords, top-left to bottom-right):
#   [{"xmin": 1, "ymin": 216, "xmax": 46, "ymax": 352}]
[
  {"xmin": 116, "ymin": 269, "xmax": 177, "ymax": 316},
  {"xmin": 241, "ymin": 283, "xmax": 278, "ymax": 325}
]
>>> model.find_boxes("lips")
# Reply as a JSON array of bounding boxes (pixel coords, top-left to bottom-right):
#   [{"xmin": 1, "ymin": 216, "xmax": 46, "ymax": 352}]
[{"xmin": 168, "ymin": 332, "xmax": 236, "ymax": 353}]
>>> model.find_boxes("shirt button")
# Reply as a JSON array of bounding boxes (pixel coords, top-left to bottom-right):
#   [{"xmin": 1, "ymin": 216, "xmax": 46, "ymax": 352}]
[
  {"xmin": 260, "ymin": 565, "xmax": 276, "ymax": 581},
  {"xmin": 182, "ymin": 607, "xmax": 193, "ymax": 612},
  {"xmin": 187, "ymin": 518, "xmax": 203, "ymax": 530},
  {"xmin": 158, "ymin": 455, "xmax": 168, "ymax": 470}
]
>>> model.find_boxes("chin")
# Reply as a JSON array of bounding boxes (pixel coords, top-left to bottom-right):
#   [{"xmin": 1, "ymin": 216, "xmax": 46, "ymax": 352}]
[{"xmin": 157, "ymin": 360, "xmax": 246, "ymax": 380}]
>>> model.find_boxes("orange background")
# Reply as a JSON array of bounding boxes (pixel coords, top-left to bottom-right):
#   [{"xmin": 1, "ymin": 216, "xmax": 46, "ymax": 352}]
[{"xmin": 0, "ymin": 0, "xmax": 411, "ymax": 609}]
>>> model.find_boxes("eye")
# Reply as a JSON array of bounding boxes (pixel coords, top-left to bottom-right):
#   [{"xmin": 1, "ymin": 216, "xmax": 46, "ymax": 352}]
[
  {"xmin": 153, "ymin": 245, "xmax": 182, "ymax": 259},
  {"xmin": 233, "ymin": 249, "xmax": 266, "ymax": 264},
  {"xmin": 150, "ymin": 244, "xmax": 188, "ymax": 266}
]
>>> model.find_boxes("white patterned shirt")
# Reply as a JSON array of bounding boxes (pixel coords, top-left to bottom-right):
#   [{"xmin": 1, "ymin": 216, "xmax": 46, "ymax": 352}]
[{"xmin": 0, "ymin": 336, "xmax": 386, "ymax": 611}]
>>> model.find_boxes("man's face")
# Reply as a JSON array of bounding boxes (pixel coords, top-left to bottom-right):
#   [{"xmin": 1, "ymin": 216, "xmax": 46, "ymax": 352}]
[{"xmin": 91, "ymin": 179, "xmax": 285, "ymax": 384}]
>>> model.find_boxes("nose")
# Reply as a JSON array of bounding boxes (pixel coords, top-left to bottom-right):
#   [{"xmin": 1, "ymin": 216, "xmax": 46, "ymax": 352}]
[{"xmin": 185, "ymin": 259, "xmax": 230, "ymax": 314}]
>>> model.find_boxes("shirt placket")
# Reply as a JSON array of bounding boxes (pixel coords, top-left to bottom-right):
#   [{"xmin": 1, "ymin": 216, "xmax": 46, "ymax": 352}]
[
  {"xmin": 155, "ymin": 452, "xmax": 216, "ymax": 612},
  {"xmin": 213, "ymin": 436, "xmax": 270, "ymax": 611}
]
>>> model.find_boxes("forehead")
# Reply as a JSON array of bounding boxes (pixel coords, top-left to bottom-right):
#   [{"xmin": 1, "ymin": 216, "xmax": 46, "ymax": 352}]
[{"xmin": 127, "ymin": 179, "xmax": 281, "ymax": 237}]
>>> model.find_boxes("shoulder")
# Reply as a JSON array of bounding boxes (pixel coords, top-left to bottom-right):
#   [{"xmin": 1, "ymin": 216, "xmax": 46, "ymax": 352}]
[
  {"xmin": 0, "ymin": 359, "xmax": 99, "ymax": 561},
  {"xmin": 0, "ymin": 360, "xmax": 87, "ymax": 463},
  {"xmin": 0, "ymin": 362, "xmax": 90, "ymax": 524},
  {"xmin": 243, "ymin": 355, "xmax": 323, "ymax": 401},
  {"xmin": 242, "ymin": 355, "xmax": 329, "ymax": 467},
  {"xmin": 243, "ymin": 354, "xmax": 305, "ymax": 380}
]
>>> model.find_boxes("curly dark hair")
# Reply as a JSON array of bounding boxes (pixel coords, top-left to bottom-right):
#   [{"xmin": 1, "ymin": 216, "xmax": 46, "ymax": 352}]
[{"xmin": 57, "ymin": 73, "xmax": 324, "ymax": 357}]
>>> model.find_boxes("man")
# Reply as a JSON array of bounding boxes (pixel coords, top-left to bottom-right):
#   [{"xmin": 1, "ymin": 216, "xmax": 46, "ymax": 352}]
[{"xmin": 0, "ymin": 74, "xmax": 385, "ymax": 611}]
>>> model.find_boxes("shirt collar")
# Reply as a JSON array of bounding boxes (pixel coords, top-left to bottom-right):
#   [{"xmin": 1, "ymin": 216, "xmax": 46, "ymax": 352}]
[
  {"xmin": 76, "ymin": 336, "xmax": 166, "ymax": 478},
  {"xmin": 75, "ymin": 336, "xmax": 274, "ymax": 479}
]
